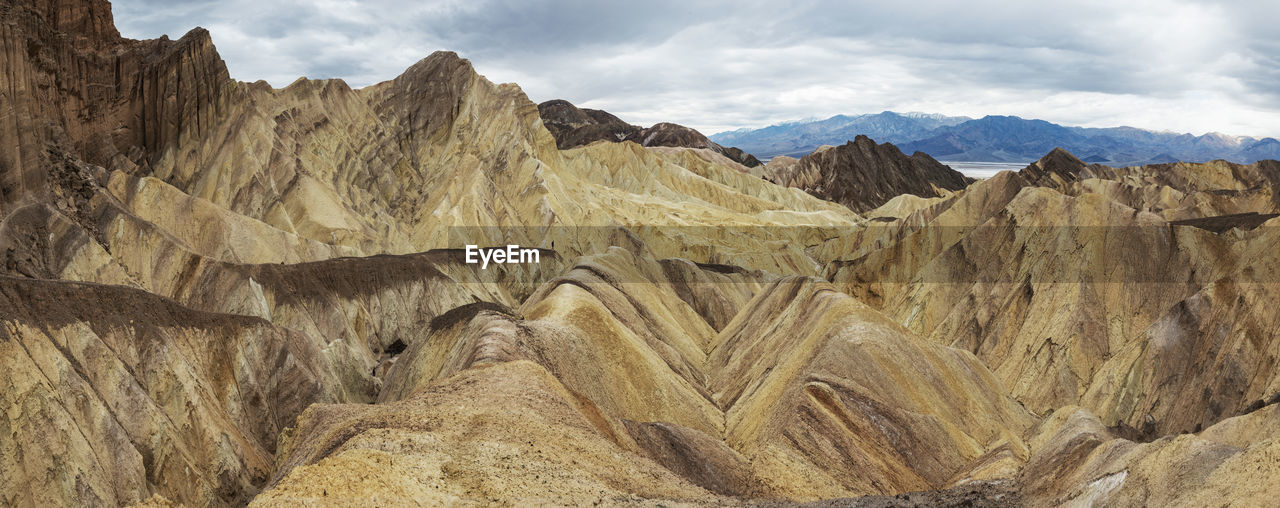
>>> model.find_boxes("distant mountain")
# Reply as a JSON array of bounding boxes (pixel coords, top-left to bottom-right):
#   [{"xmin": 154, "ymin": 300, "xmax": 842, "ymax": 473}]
[
  {"xmin": 713, "ymin": 113, "xmax": 1280, "ymax": 166},
  {"xmin": 711, "ymin": 111, "xmax": 970, "ymax": 160}
]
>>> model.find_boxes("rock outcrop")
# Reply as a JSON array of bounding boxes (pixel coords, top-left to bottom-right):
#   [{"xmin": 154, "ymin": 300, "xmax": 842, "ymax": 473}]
[
  {"xmin": 1022, "ymin": 404, "xmax": 1280, "ymax": 506},
  {"xmin": 765, "ymin": 135, "xmax": 974, "ymax": 212},
  {"xmin": 537, "ymin": 99, "xmax": 640, "ymax": 148},
  {"xmin": 0, "ymin": 0, "xmax": 229, "ymax": 211},
  {"xmin": 537, "ymin": 99, "xmax": 763, "ymax": 167}
]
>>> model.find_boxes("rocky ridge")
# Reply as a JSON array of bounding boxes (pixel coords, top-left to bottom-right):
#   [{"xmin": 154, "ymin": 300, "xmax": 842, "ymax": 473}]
[
  {"xmin": 763, "ymin": 135, "xmax": 974, "ymax": 213},
  {"xmin": 537, "ymin": 99, "xmax": 763, "ymax": 168},
  {"xmin": 1, "ymin": 1, "xmax": 1279, "ymax": 506}
]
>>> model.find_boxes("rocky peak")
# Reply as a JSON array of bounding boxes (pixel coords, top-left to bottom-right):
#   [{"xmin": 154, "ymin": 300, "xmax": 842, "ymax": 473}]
[
  {"xmin": 538, "ymin": 99, "xmax": 594, "ymax": 128},
  {"xmin": 625, "ymin": 122, "xmax": 762, "ymax": 167},
  {"xmin": 720, "ymin": 146, "xmax": 762, "ymax": 168},
  {"xmin": 536, "ymin": 99, "xmax": 640, "ymax": 149},
  {"xmin": 767, "ymin": 134, "xmax": 973, "ymax": 212},
  {"xmin": 1020, "ymin": 147, "xmax": 1090, "ymax": 184},
  {"xmin": 366, "ymin": 51, "xmax": 478, "ymax": 143}
]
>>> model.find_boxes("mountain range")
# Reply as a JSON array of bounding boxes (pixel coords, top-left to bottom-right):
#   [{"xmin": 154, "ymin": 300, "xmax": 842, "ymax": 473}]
[
  {"xmin": 3, "ymin": 0, "xmax": 1280, "ymax": 506},
  {"xmin": 712, "ymin": 112, "xmax": 1280, "ymax": 166}
]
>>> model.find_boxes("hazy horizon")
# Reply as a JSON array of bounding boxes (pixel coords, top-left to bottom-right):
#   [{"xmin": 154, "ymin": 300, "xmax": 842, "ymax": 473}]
[
  {"xmin": 708, "ymin": 111, "xmax": 1279, "ymax": 140},
  {"xmin": 112, "ymin": 0, "xmax": 1280, "ymax": 138}
]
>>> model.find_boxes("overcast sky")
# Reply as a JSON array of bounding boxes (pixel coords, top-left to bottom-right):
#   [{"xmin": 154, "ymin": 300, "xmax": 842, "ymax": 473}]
[{"xmin": 111, "ymin": 0, "xmax": 1279, "ymax": 137}]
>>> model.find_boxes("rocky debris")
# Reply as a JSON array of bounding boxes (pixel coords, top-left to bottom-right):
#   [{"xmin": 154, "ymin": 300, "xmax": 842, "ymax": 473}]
[
  {"xmin": 766, "ymin": 135, "xmax": 973, "ymax": 212},
  {"xmin": 537, "ymin": 99, "xmax": 763, "ymax": 167}
]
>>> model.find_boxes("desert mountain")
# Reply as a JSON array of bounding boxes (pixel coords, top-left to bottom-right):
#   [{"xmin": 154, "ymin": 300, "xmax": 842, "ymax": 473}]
[
  {"xmin": 715, "ymin": 113, "xmax": 1280, "ymax": 165},
  {"xmin": 762, "ymin": 135, "xmax": 974, "ymax": 213},
  {"xmin": 2, "ymin": 1, "xmax": 1279, "ymax": 506},
  {"xmin": 712, "ymin": 111, "xmax": 972, "ymax": 159},
  {"xmin": 537, "ymin": 99, "xmax": 762, "ymax": 168}
]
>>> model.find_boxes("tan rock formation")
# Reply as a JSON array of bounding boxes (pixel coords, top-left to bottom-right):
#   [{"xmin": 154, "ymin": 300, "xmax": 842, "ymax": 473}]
[
  {"xmin": 0, "ymin": 276, "xmax": 344, "ymax": 506},
  {"xmin": 270, "ymin": 247, "xmax": 1035, "ymax": 501},
  {"xmin": 1022, "ymin": 404, "xmax": 1280, "ymax": 507},
  {"xmin": 3, "ymin": 1, "xmax": 1280, "ymax": 506},
  {"xmin": 255, "ymin": 360, "xmax": 723, "ymax": 506}
]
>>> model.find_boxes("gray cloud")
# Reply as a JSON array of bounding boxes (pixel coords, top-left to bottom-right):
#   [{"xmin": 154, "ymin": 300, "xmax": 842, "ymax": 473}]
[{"xmin": 111, "ymin": 0, "xmax": 1280, "ymax": 137}]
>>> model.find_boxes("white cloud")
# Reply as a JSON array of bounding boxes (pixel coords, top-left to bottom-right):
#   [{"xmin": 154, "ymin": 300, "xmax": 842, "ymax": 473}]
[{"xmin": 110, "ymin": 0, "xmax": 1280, "ymax": 138}]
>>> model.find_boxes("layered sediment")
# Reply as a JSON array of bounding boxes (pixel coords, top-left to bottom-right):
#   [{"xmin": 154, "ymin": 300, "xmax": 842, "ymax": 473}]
[{"xmin": 2, "ymin": 1, "xmax": 1279, "ymax": 506}]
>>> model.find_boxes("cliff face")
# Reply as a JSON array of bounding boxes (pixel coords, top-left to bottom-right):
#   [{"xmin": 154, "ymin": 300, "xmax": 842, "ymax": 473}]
[
  {"xmin": 4, "ymin": 1, "xmax": 1280, "ymax": 507},
  {"xmin": 765, "ymin": 135, "xmax": 973, "ymax": 212},
  {"xmin": 0, "ymin": 1, "xmax": 229, "ymax": 212}
]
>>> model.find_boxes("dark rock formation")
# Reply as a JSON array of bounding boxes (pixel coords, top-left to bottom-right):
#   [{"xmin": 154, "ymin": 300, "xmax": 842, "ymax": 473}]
[
  {"xmin": 625, "ymin": 122, "xmax": 717, "ymax": 149},
  {"xmin": 1017, "ymin": 147, "xmax": 1095, "ymax": 186},
  {"xmin": 537, "ymin": 99, "xmax": 640, "ymax": 149},
  {"xmin": 765, "ymin": 135, "xmax": 973, "ymax": 212},
  {"xmin": 621, "ymin": 420, "xmax": 759, "ymax": 497},
  {"xmin": 626, "ymin": 122, "xmax": 763, "ymax": 167},
  {"xmin": 720, "ymin": 146, "xmax": 763, "ymax": 168},
  {"xmin": 536, "ymin": 100, "xmax": 762, "ymax": 167}
]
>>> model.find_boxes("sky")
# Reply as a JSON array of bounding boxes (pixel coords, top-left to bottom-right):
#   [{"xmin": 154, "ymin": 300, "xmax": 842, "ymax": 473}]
[{"xmin": 110, "ymin": 0, "xmax": 1280, "ymax": 138}]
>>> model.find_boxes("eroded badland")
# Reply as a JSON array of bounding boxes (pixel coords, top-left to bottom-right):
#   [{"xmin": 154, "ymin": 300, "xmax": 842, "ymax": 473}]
[{"xmin": 2, "ymin": 1, "xmax": 1279, "ymax": 506}]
